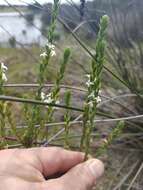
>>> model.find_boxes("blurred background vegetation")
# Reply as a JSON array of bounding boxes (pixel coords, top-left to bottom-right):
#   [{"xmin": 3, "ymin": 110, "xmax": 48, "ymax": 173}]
[{"xmin": 0, "ymin": 0, "xmax": 143, "ymax": 189}]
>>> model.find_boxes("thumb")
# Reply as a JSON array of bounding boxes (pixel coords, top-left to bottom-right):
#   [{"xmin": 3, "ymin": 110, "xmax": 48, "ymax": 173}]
[
  {"xmin": 43, "ymin": 158, "xmax": 104, "ymax": 190},
  {"xmin": 60, "ymin": 158, "xmax": 104, "ymax": 190}
]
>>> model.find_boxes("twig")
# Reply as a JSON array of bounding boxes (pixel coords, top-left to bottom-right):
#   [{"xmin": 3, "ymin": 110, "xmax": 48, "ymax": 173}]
[
  {"xmin": 3, "ymin": 83, "xmax": 87, "ymax": 92},
  {"xmin": 107, "ymin": 153, "xmax": 134, "ymax": 190},
  {"xmin": 113, "ymin": 160, "xmax": 140, "ymax": 190},
  {"xmin": 0, "ymin": 95, "xmax": 83, "ymax": 112},
  {"xmin": 43, "ymin": 111, "xmax": 81, "ymax": 146},
  {"xmin": 127, "ymin": 162, "xmax": 143, "ymax": 190}
]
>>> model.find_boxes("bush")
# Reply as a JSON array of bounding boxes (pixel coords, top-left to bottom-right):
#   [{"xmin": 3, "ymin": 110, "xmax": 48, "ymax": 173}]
[{"xmin": 8, "ymin": 36, "xmax": 16, "ymax": 48}]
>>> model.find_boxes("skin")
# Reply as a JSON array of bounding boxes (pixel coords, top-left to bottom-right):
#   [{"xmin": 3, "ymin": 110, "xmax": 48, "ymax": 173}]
[{"xmin": 0, "ymin": 147, "xmax": 104, "ymax": 190}]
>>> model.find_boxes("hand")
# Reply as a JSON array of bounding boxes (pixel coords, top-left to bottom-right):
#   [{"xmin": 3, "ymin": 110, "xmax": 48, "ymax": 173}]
[{"xmin": 0, "ymin": 147, "xmax": 104, "ymax": 190}]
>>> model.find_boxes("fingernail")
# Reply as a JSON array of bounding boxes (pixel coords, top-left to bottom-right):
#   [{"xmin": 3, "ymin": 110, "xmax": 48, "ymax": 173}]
[{"xmin": 87, "ymin": 159, "xmax": 104, "ymax": 179}]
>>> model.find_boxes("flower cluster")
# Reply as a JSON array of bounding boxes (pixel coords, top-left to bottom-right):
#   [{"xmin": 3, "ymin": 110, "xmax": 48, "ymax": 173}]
[
  {"xmin": 87, "ymin": 96, "xmax": 101, "ymax": 108},
  {"xmin": 40, "ymin": 43, "xmax": 56, "ymax": 58},
  {"xmin": 40, "ymin": 52, "xmax": 47, "ymax": 59},
  {"xmin": 85, "ymin": 74, "xmax": 101, "ymax": 108},
  {"xmin": 80, "ymin": 15, "xmax": 109, "ymax": 157},
  {"xmin": 85, "ymin": 74, "xmax": 95, "ymax": 87},
  {"xmin": 41, "ymin": 92, "xmax": 59, "ymax": 105},
  {"xmin": 87, "ymin": 95, "xmax": 101, "ymax": 108},
  {"xmin": 0, "ymin": 62, "xmax": 8, "ymax": 82},
  {"xmin": 47, "ymin": 43, "xmax": 56, "ymax": 57}
]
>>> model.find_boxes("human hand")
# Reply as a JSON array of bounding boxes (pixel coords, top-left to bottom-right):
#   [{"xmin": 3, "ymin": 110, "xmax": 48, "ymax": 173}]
[{"xmin": 0, "ymin": 147, "xmax": 104, "ymax": 190}]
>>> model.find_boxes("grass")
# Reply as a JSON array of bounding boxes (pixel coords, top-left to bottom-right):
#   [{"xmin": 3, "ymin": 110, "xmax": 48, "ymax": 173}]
[
  {"xmin": 0, "ymin": 6, "xmax": 28, "ymax": 13},
  {"xmin": 0, "ymin": 46, "xmax": 59, "ymax": 83},
  {"xmin": 0, "ymin": 41, "xmax": 88, "ymax": 85}
]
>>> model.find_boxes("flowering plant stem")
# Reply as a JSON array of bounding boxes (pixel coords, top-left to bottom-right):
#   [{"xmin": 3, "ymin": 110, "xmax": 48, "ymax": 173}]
[
  {"xmin": 45, "ymin": 48, "xmax": 71, "ymax": 123},
  {"xmin": 80, "ymin": 15, "xmax": 109, "ymax": 160},
  {"xmin": 0, "ymin": 63, "xmax": 8, "ymax": 148},
  {"xmin": 64, "ymin": 91, "xmax": 71, "ymax": 149},
  {"xmin": 37, "ymin": 0, "xmax": 60, "ymax": 97},
  {"xmin": 22, "ymin": 0, "xmax": 60, "ymax": 147},
  {"xmin": 96, "ymin": 121, "xmax": 125, "ymax": 157},
  {"xmin": 6, "ymin": 103, "xmax": 22, "ymax": 143},
  {"xmin": 0, "ymin": 102, "xmax": 7, "ymax": 148}
]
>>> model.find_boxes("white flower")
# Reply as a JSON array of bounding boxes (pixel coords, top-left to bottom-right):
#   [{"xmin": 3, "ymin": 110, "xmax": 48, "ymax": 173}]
[
  {"xmin": 95, "ymin": 96, "xmax": 101, "ymax": 103},
  {"xmin": 41, "ymin": 92, "xmax": 53, "ymax": 104},
  {"xmin": 40, "ymin": 43, "xmax": 56, "ymax": 59},
  {"xmin": 44, "ymin": 97, "xmax": 53, "ymax": 104},
  {"xmin": 1, "ymin": 62, "xmax": 8, "ymax": 71},
  {"xmin": 86, "ymin": 81, "xmax": 94, "ymax": 87},
  {"xmin": 40, "ymin": 52, "xmax": 47, "ymax": 58},
  {"xmin": 88, "ymin": 92, "xmax": 101, "ymax": 103},
  {"xmin": 41, "ymin": 92, "xmax": 45, "ymax": 100},
  {"xmin": 0, "ymin": 62, "xmax": 8, "ymax": 82},
  {"xmin": 88, "ymin": 91, "xmax": 95, "ymax": 99},
  {"xmin": 2, "ymin": 73, "xmax": 7, "ymax": 82},
  {"xmin": 47, "ymin": 42, "xmax": 56, "ymax": 57},
  {"xmin": 85, "ymin": 74, "xmax": 90, "ymax": 79},
  {"xmin": 46, "ymin": 92, "xmax": 52, "ymax": 98},
  {"xmin": 87, "ymin": 95, "xmax": 101, "ymax": 108},
  {"xmin": 85, "ymin": 74, "xmax": 97, "ymax": 87},
  {"xmin": 55, "ymin": 100, "xmax": 60, "ymax": 104},
  {"xmin": 47, "ymin": 44, "xmax": 55, "ymax": 50},
  {"xmin": 41, "ymin": 92, "xmax": 60, "ymax": 105},
  {"xmin": 87, "ymin": 101, "xmax": 94, "ymax": 108},
  {"xmin": 50, "ymin": 50, "xmax": 56, "ymax": 57}
]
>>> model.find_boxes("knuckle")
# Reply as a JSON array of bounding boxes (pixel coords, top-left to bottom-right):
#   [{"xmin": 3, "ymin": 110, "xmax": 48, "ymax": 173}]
[{"xmin": 51, "ymin": 147, "xmax": 64, "ymax": 156}]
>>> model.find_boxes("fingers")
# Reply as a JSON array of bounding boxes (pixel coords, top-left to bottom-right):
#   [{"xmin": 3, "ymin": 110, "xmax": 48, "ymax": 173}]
[
  {"xmin": 59, "ymin": 158, "xmax": 104, "ymax": 190},
  {"xmin": 0, "ymin": 177, "xmax": 40, "ymax": 190},
  {"xmin": 42, "ymin": 158, "xmax": 104, "ymax": 190},
  {"xmin": 30, "ymin": 147, "xmax": 84, "ymax": 177}
]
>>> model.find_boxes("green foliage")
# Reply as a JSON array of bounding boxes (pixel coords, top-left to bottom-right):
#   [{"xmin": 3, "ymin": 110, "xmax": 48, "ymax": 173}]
[
  {"xmin": 45, "ymin": 48, "xmax": 71, "ymax": 123},
  {"xmin": 0, "ymin": 1, "xmax": 143, "ymax": 187},
  {"xmin": 0, "ymin": 1, "xmax": 127, "ymax": 163},
  {"xmin": 48, "ymin": 0, "xmax": 60, "ymax": 44},
  {"xmin": 0, "ymin": 63, "xmax": 8, "ymax": 148},
  {"xmin": 0, "ymin": 6, "xmax": 127, "ymax": 165},
  {"xmin": 80, "ymin": 15, "xmax": 109, "ymax": 159},
  {"xmin": 38, "ymin": 0, "xmax": 60, "ymax": 97},
  {"xmin": 0, "ymin": 102, "xmax": 7, "ymax": 148},
  {"xmin": 21, "ymin": 0, "xmax": 61, "ymax": 147},
  {"xmin": 8, "ymin": 36, "xmax": 16, "ymax": 48},
  {"xmin": 96, "ymin": 121, "xmax": 125, "ymax": 157},
  {"xmin": 64, "ymin": 91, "xmax": 71, "ymax": 149},
  {"xmin": 0, "ymin": 66, "xmax": 4, "ymax": 95}
]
